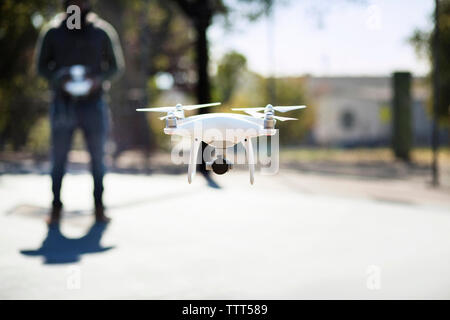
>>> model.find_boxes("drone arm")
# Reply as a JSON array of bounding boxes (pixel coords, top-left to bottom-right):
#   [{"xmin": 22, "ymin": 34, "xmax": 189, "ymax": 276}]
[
  {"xmin": 243, "ymin": 137, "xmax": 255, "ymax": 185},
  {"xmin": 188, "ymin": 137, "xmax": 201, "ymax": 184}
]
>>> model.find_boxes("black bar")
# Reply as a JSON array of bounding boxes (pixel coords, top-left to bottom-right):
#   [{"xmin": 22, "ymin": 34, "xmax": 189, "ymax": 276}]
[{"xmin": 0, "ymin": 300, "xmax": 449, "ymax": 318}]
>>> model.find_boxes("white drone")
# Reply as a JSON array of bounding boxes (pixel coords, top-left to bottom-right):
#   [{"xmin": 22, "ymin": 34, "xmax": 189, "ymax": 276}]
[{"xmin": 137, "ymin": 102, "xmax": 306, "ymax": 184}]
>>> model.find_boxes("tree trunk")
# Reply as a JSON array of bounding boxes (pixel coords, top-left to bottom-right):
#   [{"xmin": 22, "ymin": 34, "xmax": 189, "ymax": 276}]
[
  {"xmin": 195, "ymin": 21, "xmax": 212, "ymax": 172},
  {"xmin": 172, "ymin": 0, "xmax": 213, "ymax": 175},
  {"xmin": 194, "ymin": 20, "xmax": 211, "ymax": 111}
]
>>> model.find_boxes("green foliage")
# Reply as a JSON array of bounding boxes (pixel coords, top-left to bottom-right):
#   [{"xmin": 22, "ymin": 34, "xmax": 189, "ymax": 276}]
[
  {"xmin": 0, "ymin": 0, "xmax": 58, "ymax": 151},
  {"xmin": 26, "ymin": 116, "xmax": 50, "ymax": 159},
  {"xmin": 270, "ymin": 77, "xmax": 315, "ymax": 145},
  {"xmin": 220, "ymin": 61, "xmax": 314, "ymax": 145},
  {"xmin": 410, "ymin": 0, "xmax": 450, "ymax": 125},
  {"xmin": 214, "ymin": 51, "xmax": 247, "ymax": 103}
]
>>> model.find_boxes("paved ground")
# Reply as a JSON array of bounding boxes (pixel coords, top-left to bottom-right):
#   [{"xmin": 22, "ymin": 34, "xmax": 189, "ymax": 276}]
[{"xmin": 1, "ymin": 170, "xmax": 450, "ymax": 299}]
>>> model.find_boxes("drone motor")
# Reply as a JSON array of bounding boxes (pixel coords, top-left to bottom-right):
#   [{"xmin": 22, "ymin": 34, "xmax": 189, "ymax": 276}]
[
  {"xmin": 264, "ymin": 111, "xmax": 275, "ymax": 129},
  {"xmin": 165, "ymin": 112, "xmax": 177, "ymax": 128}
]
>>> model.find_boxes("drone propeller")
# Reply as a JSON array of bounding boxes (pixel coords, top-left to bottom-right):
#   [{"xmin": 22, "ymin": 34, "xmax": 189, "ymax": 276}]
[
  {"xmin": 271, "ymin": 105, "xmax": 307, "ymax": 113},
  {"xmin": 271, "ymin": 115, "xmax": 298, "ymax": 121},
  {"xmin": 232, "ymin": 104, "xmax": 306, "ymax": 121},
  {"xmin": 245, "ymin": 110, "xmax": 297, "ymax": 121},
  {"xmin": 232, "ymin": 105, "xmax": 306, "ymax": 113},
  {"xmin": 136, "ymin": 102, "xmax": 221, "ymax": 113}
]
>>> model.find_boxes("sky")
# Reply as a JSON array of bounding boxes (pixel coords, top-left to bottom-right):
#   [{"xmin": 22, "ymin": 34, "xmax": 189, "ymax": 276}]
[{"xmin": 209, "ymin": 0, "xmax": 435, "ymax": 77}]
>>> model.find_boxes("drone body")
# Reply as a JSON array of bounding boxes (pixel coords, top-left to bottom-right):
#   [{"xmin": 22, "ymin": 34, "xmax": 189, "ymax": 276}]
[
  {"xmin": 137, "ymin": 103, "xmax": 306, "ymax": 184},
  {"xmin": 164, "ymin": 113, "xmax": 276, "ymax": 146}
]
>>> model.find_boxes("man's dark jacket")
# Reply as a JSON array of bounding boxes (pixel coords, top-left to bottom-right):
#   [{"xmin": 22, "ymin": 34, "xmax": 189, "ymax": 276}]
[{"xmin": 36, "ymin": 12, "xmax": 124, "ymax": 94}]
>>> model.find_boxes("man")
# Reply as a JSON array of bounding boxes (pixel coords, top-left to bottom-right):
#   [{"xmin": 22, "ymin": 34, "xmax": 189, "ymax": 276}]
[{"xmin": 36, "ymin": 0, "xmax": 125, "ymax": 224}]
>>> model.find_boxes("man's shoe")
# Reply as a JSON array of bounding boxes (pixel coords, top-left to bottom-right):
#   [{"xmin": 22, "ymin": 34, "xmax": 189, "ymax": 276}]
[
  {"xmin": 47, "ymin": 205, "xmax": 62, "ymax": 225},
  {"xmin": 95, "ymin": 205, "xmax": 111, "ymax": 223}
]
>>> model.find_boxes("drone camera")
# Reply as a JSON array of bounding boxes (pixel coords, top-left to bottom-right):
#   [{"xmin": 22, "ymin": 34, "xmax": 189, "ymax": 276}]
[
  {"xmin": 206, "ymin": 156, "xmax": 233, "ymax": 175},
  {"xmin": 212, "ymin": 160, "xmax": 230, "ymax": 175}
]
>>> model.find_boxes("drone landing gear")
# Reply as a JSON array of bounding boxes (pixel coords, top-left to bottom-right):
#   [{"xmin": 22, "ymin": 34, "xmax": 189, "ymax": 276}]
[
  {"xmin": 188, "ymin": 137, "xmax": 201, "ymax": 184},
  {"xmin": 242, "ymin": 137, "xmax": 255, "ymax": 185}
]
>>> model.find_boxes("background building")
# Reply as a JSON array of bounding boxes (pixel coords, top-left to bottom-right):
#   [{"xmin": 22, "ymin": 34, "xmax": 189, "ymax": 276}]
[{"xmin": 306, "ymin": 76, "xmax": 439, "ymax": 147}]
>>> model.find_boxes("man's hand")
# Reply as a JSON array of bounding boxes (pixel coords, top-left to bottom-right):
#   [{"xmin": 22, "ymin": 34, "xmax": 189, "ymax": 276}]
[
  {"xmin": 52, "ymin": 68, "xmax": 71, "ymax": 93},
  {"xmin": 60, "ymin": 75, "xmax": 71, "ymax": 93},
  {"xmin": 88, "ymin": 76, "xmax": 102, "ymax": 96}
]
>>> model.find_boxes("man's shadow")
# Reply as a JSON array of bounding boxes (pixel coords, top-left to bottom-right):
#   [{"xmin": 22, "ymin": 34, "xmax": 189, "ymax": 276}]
[{"xmin": 20, "ymin": 223, "xmax": 114, "ymax": 264}]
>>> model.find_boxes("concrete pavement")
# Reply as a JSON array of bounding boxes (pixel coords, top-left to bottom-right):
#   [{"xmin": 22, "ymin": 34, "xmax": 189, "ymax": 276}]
[{"xmin": 1, "ymin": 170, "xmax": 450, "ymax": 299}]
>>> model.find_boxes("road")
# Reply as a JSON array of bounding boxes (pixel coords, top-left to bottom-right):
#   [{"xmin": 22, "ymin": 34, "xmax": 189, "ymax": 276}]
[{"xmin": 1, "ymin": 170, "xmax": 450, "ymax": 299}]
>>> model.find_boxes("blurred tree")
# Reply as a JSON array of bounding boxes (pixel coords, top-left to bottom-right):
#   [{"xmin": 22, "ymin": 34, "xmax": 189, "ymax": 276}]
[
  {"xmin": 214, "ymin": 51, "xmax": 247, "ymax": 103},
  {"xmin": 172, "ymin": 0, "xmax": 273, "ymax": 108},
  {"xmin": 410, "ymin": 0, "xmax": 450, "ymax": 126},
  {"xmin": 0, "ymin": 0, "xmax": 58, "ymax": 150},
  {"xmin": 271, "ymin": 77, "xmax": 314, "ymax": 145},
  {"xmin": 225, "ymin": 66, "xmax": 314, "ymax": 145},
  {"xmin": 410, "ymin": 0, "xmax": 449, "ymax": 185}
]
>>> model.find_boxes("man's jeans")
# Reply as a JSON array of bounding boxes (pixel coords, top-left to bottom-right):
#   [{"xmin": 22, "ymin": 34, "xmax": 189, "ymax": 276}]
[{"xmin": 50, "ymin": 96, "xmax": 109, "ymax": 208}]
